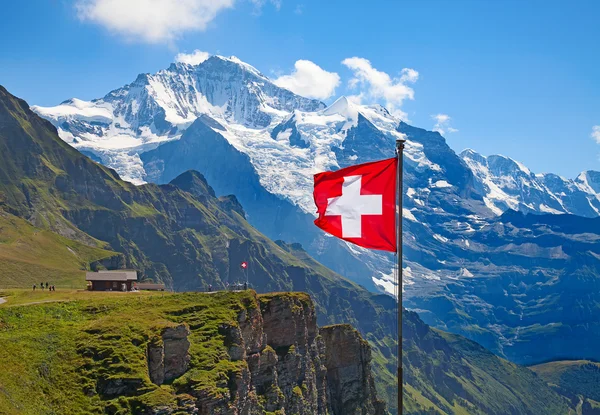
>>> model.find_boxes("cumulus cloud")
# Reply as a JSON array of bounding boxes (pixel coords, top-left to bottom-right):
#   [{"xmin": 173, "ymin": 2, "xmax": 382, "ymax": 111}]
[
  {"xmin": 592, "ymin": 125, "xmax": 600, "ymax": 144},
  {"xmin": 274, "ymin": 60, "xmax": 340, "ymax": 100},
  {"xmin": 75, "ymin": 0, "xmax": 236, "ymax": 44},
  {"xmin": 175, "ymin": 49, "xmax": 211, "ymax": 65},
  {"xmin": 431, "ymin": 113, "xmax": 458, "ymax": 135},
  {"xmin": 341, "ymin": 57, "xmax": 418, "ymax": 119}
]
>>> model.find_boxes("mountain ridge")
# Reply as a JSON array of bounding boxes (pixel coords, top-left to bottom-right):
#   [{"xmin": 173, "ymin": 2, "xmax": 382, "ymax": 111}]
[{"xmin": 26, "ymin": 56, "xmax": 600, "ymax": 376}]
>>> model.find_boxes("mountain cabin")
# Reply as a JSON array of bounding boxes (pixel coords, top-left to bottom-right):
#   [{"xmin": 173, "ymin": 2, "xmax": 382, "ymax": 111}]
[{"xmin": 86, "ymin": 270, "xmax": 138, "ymax": 292}]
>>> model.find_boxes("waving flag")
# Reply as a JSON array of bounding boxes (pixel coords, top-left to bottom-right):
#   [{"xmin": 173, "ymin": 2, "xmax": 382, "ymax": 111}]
[{"xmin": 313, "ymin": 158, "xmax": 397, "ymax": 252}]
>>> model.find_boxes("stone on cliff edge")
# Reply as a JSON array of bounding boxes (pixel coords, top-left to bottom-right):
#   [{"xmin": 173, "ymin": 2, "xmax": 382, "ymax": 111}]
[
  {"xmin": 260, "ymin": 294, "xmax": 329, "ymax": 415},
  {"xmin": 148, "ymin": 324, "xmax": 191, "ymax": 385},
  {"xmin": 321, "ymin": 324, "xmax": 387, "ymax": 415},
  {"xmin": 260, "ymin": 294, "xmax": 317, "ymax": 351}
]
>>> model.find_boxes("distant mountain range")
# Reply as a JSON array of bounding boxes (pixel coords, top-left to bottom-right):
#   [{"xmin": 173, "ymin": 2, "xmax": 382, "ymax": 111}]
[
  {"xmin": 461, "ymin": 148, "xmax": 600, "ymax": 217},
  {"xmin": 30, "ymin": 56, "xmax": 600, "ymax": 370},
  {"xmin": 5, "ymin": 83, "xmax": 580, "ymax": 415}
]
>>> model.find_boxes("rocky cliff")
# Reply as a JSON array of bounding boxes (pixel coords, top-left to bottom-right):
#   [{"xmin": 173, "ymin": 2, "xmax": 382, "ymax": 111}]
[
  {"xmin": 0, "ymin": 290, "xmax": 385, "ymax": 415},
  {"xmin": 321, "ymin": 324, "xmax": 387, "ymax": 415},
  {"xmin": 195, "ymin": 293, "xmax": 386, "ymax": 415}
]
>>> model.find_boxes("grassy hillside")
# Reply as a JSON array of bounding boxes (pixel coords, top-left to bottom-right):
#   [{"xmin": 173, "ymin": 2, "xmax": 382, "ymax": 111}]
[
  {"xmin": 0, "ymin": 210, "xmax": 118, "ymax": 288},
  {"xmin": 403, "ymin": 310, "xmax": 573, "ymax": 415},
  {"xmin": 0, "ymin": 290, "xmax": 258, "ymax": 414},
  {"xmin": 0, "ymin": 292, "xmax": 576, "ymax": 415},
  {"xmin": 531, "ymin": 360, "xmax": 600, "ymax": 406}
]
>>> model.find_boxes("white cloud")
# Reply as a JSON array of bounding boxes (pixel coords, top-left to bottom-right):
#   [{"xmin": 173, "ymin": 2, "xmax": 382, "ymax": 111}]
[
  {"xmin": 431, "ymin": 113, "xmax": 458, "ymax": 135},
  {"xmin": 175, "ymin": 50, "xmax": 211, "ymax": 65},
  {"xmin": 341, "ymin": 57, "xmax": 418, "ymax": 119},
  {"xmin": 274, "ymin": 60, "xmax": 340, "ymax": 100},
  {"xmin": 249, "ymin": 0, "xmax": 281, "ymax": 12},
  {"xmin": 592, "ymin": 125, "xmax": 600, "ymax": 144},
  {"xmin": 75, "ymin": 0, "xmax": 236, "ymax": 44},
  {"xmin": 294, "ymin": 4, "xmax": 304, "ymax": 14}
]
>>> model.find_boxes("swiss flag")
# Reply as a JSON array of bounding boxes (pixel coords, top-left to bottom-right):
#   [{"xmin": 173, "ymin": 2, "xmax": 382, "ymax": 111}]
[
  {"xmin": 241, "ymin": 261, "xmax": 248, "ymax": 269},
  {"xmin": 313, "ymin": 158, "xmax": 397, "ymax": 252}
]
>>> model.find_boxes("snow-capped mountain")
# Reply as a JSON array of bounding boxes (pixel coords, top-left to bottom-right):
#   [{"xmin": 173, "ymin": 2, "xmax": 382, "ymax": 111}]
[
  {"xmin": 33, "ymin": 55, "xmax": 323, "ymax": 184},
  {"xmin": 32, "ymin": 55, "xmax": 600, "ymax": 366},
  {"xmin": 28, "ymin": 55, "xmax": 518, "ymax": 299},
  {"xmin": 461, "ymin": 149, "xmax": 600, "ymax": 217}
]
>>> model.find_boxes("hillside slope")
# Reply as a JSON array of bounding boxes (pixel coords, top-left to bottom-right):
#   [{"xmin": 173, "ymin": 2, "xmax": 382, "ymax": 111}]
[
  {"xmin": 0, "ymin": 291, "xmax": 385, "ymax": 414},
  {"xmin": 403, "ymin": 310, "xmax": 572, "ymax": 415},
  {"xmin": 531, "ymin": 360, "xmax": 600, "ymax": 413},
  {"xmin": 0, "ymin": 292, "xmax": 574, "ymax": 415},
  {"xmin": 0, "ymin": 209, "xmax": 120, "ymax": 288}
]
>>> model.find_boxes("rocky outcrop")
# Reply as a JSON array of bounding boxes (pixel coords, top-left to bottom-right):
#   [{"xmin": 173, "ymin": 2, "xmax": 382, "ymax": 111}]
[
  {"xmin": 148, "ymin": 324, "xmax": 191, "ymax": 386},
  {"xmin": 321, "ymin": 324, "xmax": 387, "ymax": 415},
  {"xmin": 185, "ymin": 293, "xmax": 385, "ymax": 415}
]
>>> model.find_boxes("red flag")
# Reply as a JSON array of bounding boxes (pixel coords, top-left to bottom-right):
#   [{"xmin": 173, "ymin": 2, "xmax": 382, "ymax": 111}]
[
  {"xmin": 313, "ymin": 158, "xmax": 397, "ymax": 252},
  {"xmin": 241, "ymin": 261, "xmax": 248, "ymax": 269}
]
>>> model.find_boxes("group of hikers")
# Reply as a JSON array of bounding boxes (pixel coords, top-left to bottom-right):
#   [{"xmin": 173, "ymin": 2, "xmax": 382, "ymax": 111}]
[
  {"xmin": 32, "ymin": 282, "xmax": 56, "ymax": 291},
  {"xmin": 206, "ymin": 281, "xmax": 248, "ymax": 292}
]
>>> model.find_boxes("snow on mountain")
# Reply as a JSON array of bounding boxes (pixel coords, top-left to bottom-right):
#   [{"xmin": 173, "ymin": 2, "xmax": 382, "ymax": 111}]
[
  {"xmin": 29, "ymin": 55, "xmax": 498, "ymax": 299},
  {"xmin": 32, "ymin": 53, "xmax": 600, "ymax": 307},
  {"xmin": 460, "ymin": 149, "xmax": 600, "ymax": 217},
  {"xmin": 32, "ymin": 55, "xmax": 323, "ymax": 184}
]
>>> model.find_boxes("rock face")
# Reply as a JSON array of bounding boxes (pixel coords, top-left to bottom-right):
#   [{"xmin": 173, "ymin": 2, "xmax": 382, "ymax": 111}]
[
  {"xmin": 148, "ymin": 324, "xmax": 191, "ymax": 386},
  {"xmin": 184, "ymin": 293, "xmax": 385, "ymax": 415},
  {"xmin": 321, "ymin": 325, "xmax": 387, "ymax": 415}
]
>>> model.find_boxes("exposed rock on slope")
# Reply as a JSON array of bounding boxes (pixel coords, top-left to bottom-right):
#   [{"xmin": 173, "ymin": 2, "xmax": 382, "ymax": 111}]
[
  {"xmin": 148, "ymin": 324, "xmax": 191, "ymax": 386},
  {"xmin": 199, "ymin": 293, "xmax": 386, "ymax": 414},
  {"xmin": 321, "ymin": 324, "xmax": 387, "ymax": 415},
  {"xmin": 0, "ymin": 290, "xmax": 385, "ymax": 415}
]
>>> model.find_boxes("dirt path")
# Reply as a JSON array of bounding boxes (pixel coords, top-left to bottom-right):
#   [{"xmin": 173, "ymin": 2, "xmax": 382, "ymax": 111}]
[{"xmin": 0, "ymin": 298, "xmax": 6, "ymax": 305}]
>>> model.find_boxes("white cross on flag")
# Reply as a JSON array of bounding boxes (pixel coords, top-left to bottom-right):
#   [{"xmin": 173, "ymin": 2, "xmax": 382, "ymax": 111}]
[{"xmin": 313, "ymin": 158, "xmax": 397, "ymax": 252}]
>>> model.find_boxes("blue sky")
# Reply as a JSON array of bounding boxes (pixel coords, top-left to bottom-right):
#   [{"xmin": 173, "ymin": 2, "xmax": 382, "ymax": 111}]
[{"xmin": 1, "ymin": 0, "xmax": 599, "ymax": 177}]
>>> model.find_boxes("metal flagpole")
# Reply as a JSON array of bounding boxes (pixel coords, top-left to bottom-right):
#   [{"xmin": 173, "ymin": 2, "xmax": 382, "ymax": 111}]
[{"xmin": 396, "ymin": 137, "xmax": 405, "ymax": 414}]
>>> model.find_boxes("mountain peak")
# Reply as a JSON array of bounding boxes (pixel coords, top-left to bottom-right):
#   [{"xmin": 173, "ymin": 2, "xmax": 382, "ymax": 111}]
[
  {"xmin": 576, "ymin": 170, "xmax": 600, "ymax": 194},
  {"xmin": 207, "ymin": 55, "xmax": 267, "ymax": 79},
  {"xmin": 461, "ymin": 149, "xmax": 532, "ymax": 176},
  {"xmin": 322, "ymin": 96, "xmax": 358, "ymax": 120},
  {"xmin": 169, "ymin": 170, "xmax": 216, "ymax": 198},
  {"xmin": 460, "ymin": 148, "xmax": 487, "ymax": 164}
]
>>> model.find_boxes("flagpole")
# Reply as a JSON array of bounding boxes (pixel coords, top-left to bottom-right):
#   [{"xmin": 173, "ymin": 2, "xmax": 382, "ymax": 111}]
[{"xmin": 396, "ymin": 137, "xmax": 405, "ymax": 414}]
